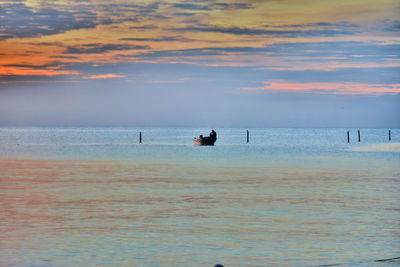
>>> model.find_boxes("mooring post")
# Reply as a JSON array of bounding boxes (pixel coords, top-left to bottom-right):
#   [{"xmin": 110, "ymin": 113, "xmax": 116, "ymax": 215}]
[
  {"xmin": 247, "ymin": 130, "xmax": 249, "ymax": 143},
  {"xmin": 139, "ymin": 131, "xmax": 142, "ymax": 143},
  {"xmin": 358, "ymin": 129, "xmax": 360, "ymax": 142},
  {"xmin": 347, "ymin": 130, "xmax": 350, "ymax": 143},
  {"xmin": 389, "ymin": 130, "xmax": 391, "ymax": 141}
]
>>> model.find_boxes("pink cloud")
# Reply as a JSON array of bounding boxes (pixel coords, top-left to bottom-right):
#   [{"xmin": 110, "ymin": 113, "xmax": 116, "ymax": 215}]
[
  {"xmin": 265, "ymin": 62, "xmax": 400, "ymax": 71},
  {"xmin": 245, "ymin": 81, "xmax": 400, "ymax": 95},
  {"xmin": 84, "ymin": 74, "xmax": 126, "ymax": 79}
]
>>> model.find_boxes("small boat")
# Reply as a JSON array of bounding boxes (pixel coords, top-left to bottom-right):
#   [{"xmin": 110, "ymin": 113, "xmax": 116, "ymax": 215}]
[{"xmin": 193, "ymin": 136, "xmax": 216, "ymax": 146}]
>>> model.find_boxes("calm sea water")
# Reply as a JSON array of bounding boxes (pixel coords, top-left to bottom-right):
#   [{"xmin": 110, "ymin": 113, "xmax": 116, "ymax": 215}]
[{"xmin": 1, "ymin": 127, "xmax": 399, "ymax": 266}]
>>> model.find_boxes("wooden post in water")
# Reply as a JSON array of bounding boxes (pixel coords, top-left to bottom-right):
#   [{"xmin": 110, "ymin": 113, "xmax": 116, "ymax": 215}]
[
  {"xmin": 247, "ymin": 130, "xmax": 249, "ymax": 143},
  {"xmin": 389, "ymin": 130, "xmax": 391, "ymax": 141},
  {"xmin": 347, "ymin": 130, "xmax": 350, "ymax": 143},
  {"xmin": 139, "ymin": 131, "xmax": 142, "ymax": 143},
  {"xmin": 358, "ymin": 129, "xmax": 360, "ymax": 142}
]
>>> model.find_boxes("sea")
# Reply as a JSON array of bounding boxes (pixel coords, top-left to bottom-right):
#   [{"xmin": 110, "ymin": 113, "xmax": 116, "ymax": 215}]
[{"xmin": 1, "ymin": 127, "xmax": 399, "ymax": 266}]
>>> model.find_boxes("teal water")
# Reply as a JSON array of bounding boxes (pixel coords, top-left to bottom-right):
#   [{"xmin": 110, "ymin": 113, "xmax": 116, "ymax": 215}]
[{"xmin": 0, "ymin": 127, "xmax": 399, "ymax": 266}]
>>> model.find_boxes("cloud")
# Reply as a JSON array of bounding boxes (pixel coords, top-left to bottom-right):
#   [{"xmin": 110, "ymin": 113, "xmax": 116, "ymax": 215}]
[
  {"xmin": 245, "ymin": 81, "xmax": 400, "ymax": 95},
  {"xmin": 50, "ymin": 56, "xmax": 80, "ymax": 60},
  {"xmin": 169, "ymin": 20, "xmax": 359, "ymax": 38},
  {"xmin": 129, "ymin": 46, "xmax": 268, "ymax": 61},
  {"xmin": 382, "ymin": 20, "xmax": 400, "ymax": 32},
  {"xmin": 0, "ymin": 34, "xmax": 14, "ymax": 40},
  {"xmin": 209, "ymin": 3, "xmax": 253, "ymax": 10},
  {"xmin": 23, "ymin": 41, "xmax": 64, "ymax": 46},
  {"xmin": 265, "ymin": 41, "xmax": 400, "ymax": 62},
  {"xmin": 270, "ymin": 21, "xmax": 358, "ymax": 29},
  {"xmin": 95, "ymin": 2, "xmax": 161, "ymax": 16},
  {"xmin": 4, "ymin": 62, "xmax": 63, "ymax": 69},
  {"xmin": 173, "ymin": 12, "xmax": 197, "ymax": 17},
  {"xmin": 65, "ymin": 43, "xmax": 150, "ymax": 54},
  {"xmin": 172, "ymin": 25, "xmax": 354, "ymax": 36},
  {"xmin": 0, "ymin": 3, "xmax": 97, "ymax": 39},
  {"xmin": 172, "ymin": 3, "xmax": 210, "ymax": 10},
  {"xmin": 0, "ymin": 61, "xmax": 83, "ymax": 78},
  {"xmin": 138, "ymin": 40, "xmax": 397, "ymax": 59},
  {"xmin": 0, "ymin": 67, "xmax": 81, "ymax": 77},
  {"xmin": 83, "ymin": 74, "xmax": 126, "ymax": 79},
  {"xmin": 119, "ymin": 37, "xmax": 180, "ymax": 42},
  {"xmin": 129, "ymin": 25, "xmax": 158, "ymax": 30},
  {"xmin": 109, "ymin": 40, "xmax": 399, "ymax": 75},
  {"xmin": 171, "ymin": 2, "xmax": 253, "ymax": 11}
]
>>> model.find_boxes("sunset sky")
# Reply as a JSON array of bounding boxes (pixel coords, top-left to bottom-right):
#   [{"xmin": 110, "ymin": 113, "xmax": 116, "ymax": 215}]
[{"xmin": 0, "ymin": 0, "xmax": 399, "ymax": 127}]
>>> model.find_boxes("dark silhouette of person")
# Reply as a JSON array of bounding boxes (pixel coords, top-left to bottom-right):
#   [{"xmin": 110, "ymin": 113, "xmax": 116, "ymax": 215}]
[
  {"xmin": 214, "ymin": 264, "xmax": 224, "ymax": 267},
  {"xmin": 210, "ymin": 129, "xmax": 217, "ymax": 140}
]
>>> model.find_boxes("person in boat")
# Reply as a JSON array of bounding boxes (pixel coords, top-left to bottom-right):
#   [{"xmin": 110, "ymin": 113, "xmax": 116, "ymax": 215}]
[
  {"xmin": 199, "ymin": 134, "xmax": 203, "ymax": 140},
  {"xmin": 210, "ymin": 129, "xmax": 217, "ymax": 140}
]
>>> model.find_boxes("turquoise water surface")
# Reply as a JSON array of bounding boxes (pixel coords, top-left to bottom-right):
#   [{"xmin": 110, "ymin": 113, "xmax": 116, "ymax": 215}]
[{"xmin": 1, "ymin": 127, "xmax": 399, "ymax": 266}]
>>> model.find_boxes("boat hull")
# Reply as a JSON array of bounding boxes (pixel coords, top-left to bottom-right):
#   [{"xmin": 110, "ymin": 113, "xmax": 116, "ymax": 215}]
[{"xmin": 193, "ymin": 137, "xmax": 216, "ymax": 146}]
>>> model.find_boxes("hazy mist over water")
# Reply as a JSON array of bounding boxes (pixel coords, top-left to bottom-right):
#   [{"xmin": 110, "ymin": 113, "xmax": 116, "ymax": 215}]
[
  {"xmin": 1, "ymin": 87, "xmax": 399, "ymax": 128},
  {"xmin": 1, "ymin": 127, "xmax": 399, "ymax": 266}
]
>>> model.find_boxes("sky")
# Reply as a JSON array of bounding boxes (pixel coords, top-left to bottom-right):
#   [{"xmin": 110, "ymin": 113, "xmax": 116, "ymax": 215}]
[{"xmin": 0, "ymin": 0, "xmax": 399, "ymax": 127}]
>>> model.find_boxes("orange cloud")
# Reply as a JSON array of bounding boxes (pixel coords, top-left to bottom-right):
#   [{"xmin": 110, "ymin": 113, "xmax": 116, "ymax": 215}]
[
  {"xmin": 83, "ymin": 74, "xmax": 126, "ymax": 79},
  {"xmin": 0, "ymin": 66, "xmax": 80, "ymax": 76},
  {"xmin": 245, "ymin": 81, "xmax": 400, "ymax": 95}
]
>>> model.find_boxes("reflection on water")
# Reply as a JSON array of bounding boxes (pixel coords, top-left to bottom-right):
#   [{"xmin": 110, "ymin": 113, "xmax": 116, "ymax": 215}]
[{"xmin": 1, "ymin": 158, "xmax": 399, "ymax": 266}]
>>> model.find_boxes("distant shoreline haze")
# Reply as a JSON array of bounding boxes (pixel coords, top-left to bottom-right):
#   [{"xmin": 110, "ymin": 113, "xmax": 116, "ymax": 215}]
[{"xmin": 1, "ymin": 87, "xmax": 399, "ymax": 128}]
